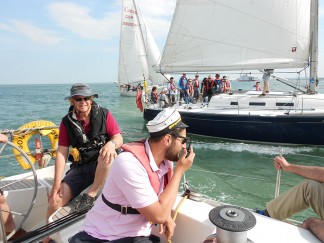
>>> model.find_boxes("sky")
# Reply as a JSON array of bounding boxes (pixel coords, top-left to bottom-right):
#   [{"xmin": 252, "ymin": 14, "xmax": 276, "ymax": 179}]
[{"xmin": 0, "ymin": 0, "xmax": 323, "ymax": 85}]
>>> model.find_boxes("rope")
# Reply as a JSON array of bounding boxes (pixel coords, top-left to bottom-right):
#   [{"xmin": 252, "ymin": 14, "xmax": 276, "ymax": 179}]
[
  {"xmin": 0, "ymin": 126, "xmax": 59, "ymax": 137},
  {"xmin": 275, "ymin": 148, "xmax": 283, "ymax": 198}
]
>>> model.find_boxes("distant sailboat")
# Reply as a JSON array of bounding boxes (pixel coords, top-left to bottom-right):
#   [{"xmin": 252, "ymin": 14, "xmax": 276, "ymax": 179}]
[
  {"xmin": 144, "ymin": 0, "xmax": 324, "ymax": 145},
  {"xmin": 118, "ymin": 0, "xmax": 166, "ymax": 97}
]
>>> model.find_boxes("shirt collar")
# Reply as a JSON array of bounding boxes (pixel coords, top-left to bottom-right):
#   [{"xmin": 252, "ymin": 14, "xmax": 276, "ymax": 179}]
[{"xmin": 145, "ymin": 139, "xmax": 160, "ymax": 172}]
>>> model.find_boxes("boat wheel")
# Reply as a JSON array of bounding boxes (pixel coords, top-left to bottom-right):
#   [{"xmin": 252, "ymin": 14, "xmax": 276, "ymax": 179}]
[{"xmin": 0, "ymin": 141, "xmax": 38, "ymax": 241}]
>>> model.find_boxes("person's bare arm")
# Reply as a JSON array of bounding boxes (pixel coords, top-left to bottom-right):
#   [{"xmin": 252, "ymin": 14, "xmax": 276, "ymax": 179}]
[
  {"xmin": 99, "ymin": 134, "xmax": 123, "ymax": 163},
  {"xmin": 274, "ymin": 156, "xmax": 324, "ymax": 182},
  {"xmin": 137, "ymin": 146, "xmax": 194, "ymax": 224},
  {"xmin": 50, "ymin": 145, "xmax": 69, "ymax": 198}
]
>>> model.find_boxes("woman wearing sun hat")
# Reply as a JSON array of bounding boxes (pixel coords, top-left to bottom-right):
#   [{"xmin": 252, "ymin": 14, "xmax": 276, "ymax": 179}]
[{"xmin": 42, "ymin": 83, "xmax": 123, "ymax": 243}]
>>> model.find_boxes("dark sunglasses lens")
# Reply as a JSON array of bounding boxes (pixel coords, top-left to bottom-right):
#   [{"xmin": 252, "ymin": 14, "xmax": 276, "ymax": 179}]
[
  {"xmin": 182, "ymin": 138, "xmax": 188, "ymax": 144},
  {"xmin": 75, "ymin": 97, "xmax": 90, "ymax": 101}
]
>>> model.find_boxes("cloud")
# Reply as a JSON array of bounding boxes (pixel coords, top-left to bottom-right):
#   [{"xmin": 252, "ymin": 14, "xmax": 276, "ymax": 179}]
[
  {"xmin": 47, "ymin": 2, "xmax": 120, "ymax": 41},
  {"xmin": 0, "ymin": 23, "xmax": 17, "ymax": 33},
  {"xmin": 11, "ymin": 20, "xmax": 66, "ymax": 45}
]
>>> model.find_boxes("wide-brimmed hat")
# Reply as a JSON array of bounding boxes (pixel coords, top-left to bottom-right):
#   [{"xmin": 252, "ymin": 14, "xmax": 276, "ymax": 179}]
[
  {"xmin": 147, "ymin": 109, "xmax": 188, "ymax": 137},
  {"xmin": 65, "ymin": 83, "xmax": 98, "ymax": 100}
]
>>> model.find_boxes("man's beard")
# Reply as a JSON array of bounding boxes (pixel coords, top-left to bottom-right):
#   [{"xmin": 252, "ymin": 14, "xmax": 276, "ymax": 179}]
[{"xmin": 165, "ymin": 141, "xmax": 180, "ymax": 162}]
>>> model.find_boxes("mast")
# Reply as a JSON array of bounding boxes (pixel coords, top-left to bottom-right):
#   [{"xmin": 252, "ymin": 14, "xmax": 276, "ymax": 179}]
[{"xmin": 309, "ymin": 0, "xmax": 319, "ymax": 93}]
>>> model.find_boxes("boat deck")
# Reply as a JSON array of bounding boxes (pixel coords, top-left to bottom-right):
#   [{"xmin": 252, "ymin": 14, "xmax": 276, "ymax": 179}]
[{"xmin": 0, "ymin": 179, "xmax": 41, "ymax": 190}]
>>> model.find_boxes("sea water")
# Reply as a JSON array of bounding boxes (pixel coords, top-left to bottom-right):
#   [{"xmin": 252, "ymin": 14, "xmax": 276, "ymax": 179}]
[{"xmin": 0, "ymin": 79, "xmax": 324, "ymax": 222}]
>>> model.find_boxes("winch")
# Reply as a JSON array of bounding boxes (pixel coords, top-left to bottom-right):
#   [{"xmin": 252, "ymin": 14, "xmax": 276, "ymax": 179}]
[{"xmin": 204, "ymin": 205, "xmax": 256, "ymax": 243}]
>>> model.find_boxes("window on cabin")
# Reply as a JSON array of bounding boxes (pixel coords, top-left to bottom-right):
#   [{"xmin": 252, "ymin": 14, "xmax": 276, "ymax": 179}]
[
  {"xmin": 276, "ymin": 103, "xmax": 294, "ymax": 106},
  {"xmin": 249, "ymin": 102, "xmax": 266, "ymax": 106}
]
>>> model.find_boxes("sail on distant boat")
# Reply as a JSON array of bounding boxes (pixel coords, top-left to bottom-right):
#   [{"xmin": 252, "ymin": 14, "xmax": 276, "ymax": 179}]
[
  {"xmin": 118, "ymin": 0, "xmax": 165, "ymax": 96},
  {"xmin": 156, "ymin": 0, "xmax": 311, "ymax": 72},
  {"xmin": 144, "ymin": 0, "xmax": 324, "ymax": 145}
]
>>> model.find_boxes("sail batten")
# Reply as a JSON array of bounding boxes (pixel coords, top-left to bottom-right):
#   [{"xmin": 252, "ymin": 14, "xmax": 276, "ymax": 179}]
[{"xmin": 158, "ymin": 0, "xmax": 311, "ymax": 73}]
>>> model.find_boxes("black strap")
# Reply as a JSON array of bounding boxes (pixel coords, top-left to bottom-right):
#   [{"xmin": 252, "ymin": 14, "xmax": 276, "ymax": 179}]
[{"xmin": 101, "ymin": 194, "xmax": 140, "ymax": 215}]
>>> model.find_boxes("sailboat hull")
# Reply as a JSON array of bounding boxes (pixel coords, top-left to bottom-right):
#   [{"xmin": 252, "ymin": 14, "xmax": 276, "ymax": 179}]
[{"xmin": 144, "ymin": 108, "xmax": 324, "ymax": 146}]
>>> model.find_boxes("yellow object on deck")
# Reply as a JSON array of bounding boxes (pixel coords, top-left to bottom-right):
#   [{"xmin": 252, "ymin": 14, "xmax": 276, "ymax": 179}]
[{"xmin": 11, "ymin": 120, "xmax": 59, "ymax": 169}]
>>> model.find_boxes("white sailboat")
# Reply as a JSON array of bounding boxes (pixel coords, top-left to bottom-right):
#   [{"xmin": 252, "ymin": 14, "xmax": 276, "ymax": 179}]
[
  {"xmin": 144, "ymin": 0, "xmax": 324, "ymax": 145},
  {"xmin": 118, "ymin": 0, "xmax": 166, "ymax": 97},
  {"xmin": 0, "ymin": 135, "xmax": 321, "ymax": 242},
  {"xmin": 1, "ymin": 1, "xmax": 322, "ymax": 240}
]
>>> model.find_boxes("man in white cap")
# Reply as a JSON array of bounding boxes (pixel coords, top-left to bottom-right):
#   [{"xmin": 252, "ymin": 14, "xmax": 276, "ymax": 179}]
[
  {"xmin": 70, "ymin": 109, "xmax": 194, "ymax": 243},
  {"xmin": 43, "ymin": 83, "xmax": 123, "ymax": 243}
]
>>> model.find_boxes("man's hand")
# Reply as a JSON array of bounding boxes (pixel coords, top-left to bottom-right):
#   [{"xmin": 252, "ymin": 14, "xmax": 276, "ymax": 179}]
[
  {"xmin": 176, "ymin": 145, "xmax": 194, "ymax": 173},
  {"xmin": 99, "ymin": 141, "xmax": 117, "ymax": 164},
  {"xmin": 273, "ymin": 156, "xmax": 290, "ymax": 172},
  {"xmin": 0, "ymin": 134, "xmax": 8, "ymax": 143},
  {"xmin": 159, "ymin": 216, "xmax": 176, "ymax": 241}
]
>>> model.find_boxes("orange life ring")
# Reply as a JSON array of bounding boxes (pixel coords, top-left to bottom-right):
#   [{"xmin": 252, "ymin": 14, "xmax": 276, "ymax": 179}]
[{"xmin": 12, "ymin": 120, "xmax": 59, "ymax": 169}]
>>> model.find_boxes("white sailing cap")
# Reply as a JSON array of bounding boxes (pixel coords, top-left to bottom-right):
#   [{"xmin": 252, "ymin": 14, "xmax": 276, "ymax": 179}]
[{"xmin": 147, "ymin": 109, "xmax": 188, "ymax": 137}]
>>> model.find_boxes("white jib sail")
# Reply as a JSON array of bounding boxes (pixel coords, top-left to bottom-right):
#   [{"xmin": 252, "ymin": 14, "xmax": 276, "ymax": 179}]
[{"xmin": 118, "ymin": 0, "xmax": 164, "ymax": 86}]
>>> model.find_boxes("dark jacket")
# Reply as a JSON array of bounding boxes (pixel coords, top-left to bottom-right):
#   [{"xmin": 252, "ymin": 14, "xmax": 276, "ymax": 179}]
[{"xmin": 62, "ymin": 101, "xmax": 110, "ymax": 165}]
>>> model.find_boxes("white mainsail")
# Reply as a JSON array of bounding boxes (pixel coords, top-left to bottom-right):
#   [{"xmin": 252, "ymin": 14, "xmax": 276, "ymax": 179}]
[
  {"xmin": 157, "ymin": 0, "xmax": 311, "ymax": 73},
  {"xmin": 118, "ymin": 0, "xmax": 164, "ymax": 87}
]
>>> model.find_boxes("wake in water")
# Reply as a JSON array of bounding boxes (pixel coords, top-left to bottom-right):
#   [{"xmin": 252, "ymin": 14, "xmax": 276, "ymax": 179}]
[{"xmin": 194, "ymin": 141, "xmax": 315, "ymax": 155}]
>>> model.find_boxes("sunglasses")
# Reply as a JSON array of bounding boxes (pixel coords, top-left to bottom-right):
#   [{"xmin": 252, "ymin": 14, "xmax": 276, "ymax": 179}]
[
  {"xmin": 170, "ymin": 134, "xmax": 188, "ymax": 144},
  {"xmin": 74, "ymin": 97, "xmax": 91, "ymax": 102}
]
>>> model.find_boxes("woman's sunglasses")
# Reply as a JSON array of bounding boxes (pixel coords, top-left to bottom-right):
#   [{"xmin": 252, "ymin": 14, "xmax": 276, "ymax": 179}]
[{"xmin": 74, "ymin": 97, "xmax": 91, "ymax": 102}]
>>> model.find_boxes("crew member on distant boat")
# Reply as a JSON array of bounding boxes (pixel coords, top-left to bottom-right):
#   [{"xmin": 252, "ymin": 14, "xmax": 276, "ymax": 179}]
[
  {"xmin": 221, "ymin": 76, "xmax": 231, "ymax": 93},
  {"xmin": 178, "ymin": 73, "xmax": 188, "ymax": 101},
  {"xmin": 42, "ymin": 83, "xmax": 123, "ymax": 243},
  {"xmin": 261, "ymin": 69, "xmax": 273, "ymax": 95},
  {"xmin": 253, "ymin": 81, "xmax": 262, "ymax": 91},
  {"xmin": 70, "ymin": 109, "xmax": 194, "ymax": 243},
  {"xmin": 159, "ymin": 87, "xmax": 171, "ymax": 108},
  {"xmin": 0, "ymin": 134, "xmax": 27, "ymax": 240},
  {"xmin": 202, "ymin": 75, "xmax": 214, "ymax": 102},
  {"xmin": 192, "ymin": 74, "xmax": 200, "ymax": 102},
  {"xmin": 167, "ymin": 77, "xmax": 177, "ymax": 104},
  {"xmin": 214, "ymin": 73, "xmax": 222, "ymax": 93},
  {"xmin": 257, "ymin": 156, "xmax": 324, "ymax": 241},
  {"xmin": 150, "ymin": 86, "xmax": 158, "ymax": 104},
  {"xmin": 186, "ymin": 79, "xmax": 194, "ymax": 104}
]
